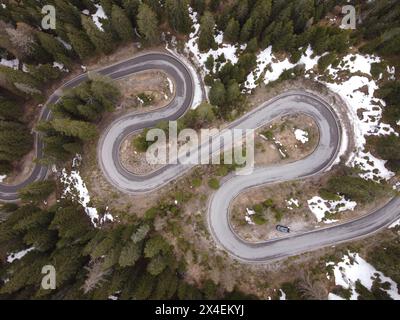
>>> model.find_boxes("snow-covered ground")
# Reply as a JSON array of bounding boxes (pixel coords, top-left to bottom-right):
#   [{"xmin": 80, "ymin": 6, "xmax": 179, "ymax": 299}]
[
  {"xmin": 1, "ymin": 58, "xmax": 19, "ymax": 69},
  {"xmin": 294, "ymin": 129, "xmax": 309, "ymax": 144},
  {"xmin": 56, "ymin": 37, "xmax": 72, "ymax": 50},
  {"xmin": 167, "ymin": 77, "xmax": 174, "ymax": 94},
  {"xmin": 245, "ymin": 45, "xmax": 322, "ymax": 90},
  {"xmin": 245, "ymin": 207, "xmax": 256, "ymax": 225},
  {"xmin": 91, "ymin": 4, "xmax": 107, "ymax": 31},
  {"xmin": 307, "ymin": 196, "xmax": 357, "ymax": 223},
  {"xmin": 61, "ymin": 155, "xmax": 114, "ymax": 227},
  {"xmin": 327, "ymin": 251, "xmax": 400, "ymax": 300},
  {"xmin": 7, "ymin": 247, "xmax": 35, "ymax": 263},
  {"xmin": 286, "ymin": 198, "xmax": 300, "ymax": 210},
  {"xmin": 53, "ymin": 61, "xmax": 69, "ymax": 72},
  {"xmin": 389, "ymin": 219, "xmax": 400, "ymax": 229},
  {"xmin": 185, "ymin": 7, "xmax": 242, "ymax": 75}
]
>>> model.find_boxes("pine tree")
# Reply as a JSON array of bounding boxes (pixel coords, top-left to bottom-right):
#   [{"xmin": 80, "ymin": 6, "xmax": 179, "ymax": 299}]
[
  {"xmin": 132, "ymin": 272, "xmax": 155, "ymax": 299},
  {"xmin": 235, "ymin": 0, "xmax": 249, "ymax": 24},
  {"xmin": 250, "ymin": 0, "xmax": 272, "ymax": 37},
  {"xmin": 293, "ymin": 0, "xmax": 314, "ymax": 33},
  {"xmin": 271, "ymin": 20, "xmax": 295, "ymax": 52},
  {"xmin": 192, "ymin": 0, "xmax": 206, "ymax": 15},
  {"xmin": 240, "ymin": 18, "xmax": 253, "ymax": 43},
  {"xmin": 165, "ymin": 0, "xmax": 191, "ymax": 34},
  {"xmin": 209, "ymin": 80, "xmax": 226, "ymax": 107},
  {"xmin": 67, "ymin": 29, "xmax": 95, "ymax": 60},
  {"xmin": 51, "ymin": 118, "xmax": 98, "ymax": 141},
  {"xmin": 144, "ymin": 235, "xmax": 170, "ymax": 258},
  {"xmin": 0, "ymin": 65, "xmax": 41, "ymax": 97},
  {"xmin": 198, "ymin": 11, "xmax": 217, "ymax": 52},
  {"xmin": 118, "ymin": 241, "xmax": 141, "ymax": 267},
  {"xmin": 81, "ymin": 14, "xmax": 114, "ymax": 54},
  {"xmin": 151, "ymin": 269, "xmax": 178, "ymax": 299},
  {"xmin": 111, "ymin": 5, "xmax": 134, "ymax": 42},
  {"xmin": 224, "ymin": 18, "xmax": 240, "ymax": 43},
  {"xmin": 36, "ymin": 31, "xmax": 71, "ymax": 67},
  {"xmin": 0, "ymin": 120, "xmax": 33, "ymax": 161},
  {"xmin": 131, "ymin": 224, "xmax": 150, "ymax": 243},
  {"xmin": 0, "ymin": 160, "xmax": 12, "ymax": 174},
  {"xmin": 147, "ymin": 254, "xmax": 167, "ymax": 276},
  {"xmin": 137, "ymin": 3, "xmax": 159, "ymax": 45},
  {"xmin": 0, "ymin": 96, "xmax": 23, "ymax": 121},
  {"xmin": 225, "ymin": 80, "xmax": 241, "ymax": 106},
  {"xmin": 99, "ymin": 0, "xmax": 114, "ymax": 17},
  {"xmin": 26, "ymin": 64, "xmax": 62, "ymax": 83},
  {"xmin": 19, "ymin": 181, "xmax": 56, "ymax": 203},
  {"xmin": 122, "ymin": 0, "xmax": 141, "ymax": 22},
  {"xmin": 54, "ymin": 0, "xmax": 81, "ymax": 28},
  {"xmin": 49, "ymin": 204, "xmax": 92, "ymax": 243}
]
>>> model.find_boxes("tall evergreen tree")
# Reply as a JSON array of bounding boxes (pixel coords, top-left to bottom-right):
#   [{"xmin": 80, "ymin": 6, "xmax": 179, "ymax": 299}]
[
  {"xmin": 240, "ymin": 18, "xmax": 253, "ymax": 43},
  {"xmin": 54, "ymin": 0, "xmax": 81, "ymax": 28},
  {"xmin": 224, "ymin": 18, "xmax": 240, "ymax": 43},
  {"xmin": 111, "ymin": 5, "xmax": 134, "ymax": 42},
  {"xmin": 122, "ymin": 0, "xmax": 141, "ymax": 22},
  {"xmin": 67, "ymin": 28, "xmax": 96, "ymax": 60},
  {"xmin": 19, "ymin": 181, "xmax": 56, "ymax": 203},
  {"xmin": 165, "ymin": 0, "xmax": 191, "ymax": 34},
  {"xmin": 81, "ymin": 14, "xmax": 114, "ymax": 54},
  {"xmin": 0, "ymin": 96, "xmax": 23, "ymax": 121},
  {"xmin": 36, "ymin": 31, "xmax": 71, "ymax": 67},
  {"xmin": 0, "ymin": 120, "xmax": 33, "ymax": 161},
  {"xmin": 137, "ymin": 3, "xmax": 159, "ymax": 45},
  {"xmin": 51, "ymin": 118, "xmax": 98, "ymax": 141},
  {"xmin": 198, "ymin": 11, "xmax": 217, "ymax": 52}
]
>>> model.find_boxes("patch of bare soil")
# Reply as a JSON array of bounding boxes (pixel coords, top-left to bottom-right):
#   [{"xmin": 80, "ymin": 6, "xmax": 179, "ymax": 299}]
[
  {"xmin": 120, "ymin": 133, "xmax": 164, "ymax": 175},
  {"xmin": 117, "ymin": 69, "xmax": 174, "ymax": 111},
  {"xmin": 254, "ymin": 113, "xmax": 319, "ymax": 166}
]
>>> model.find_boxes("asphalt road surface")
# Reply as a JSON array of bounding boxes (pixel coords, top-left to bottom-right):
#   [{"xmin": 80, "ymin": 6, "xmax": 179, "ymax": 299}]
[{"xmin": 1, "ymin": 52, "xmax": 399, "ymax": 262}]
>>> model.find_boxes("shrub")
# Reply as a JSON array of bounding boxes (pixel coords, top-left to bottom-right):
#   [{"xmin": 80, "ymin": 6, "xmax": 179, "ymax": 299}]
[
  {"xmin": 252, "ymin": 214, "xmax": 267, "ymax": 225},
  {"xmin": 263, "ymin": 198, "xmax": 274, "ymax": 208},
  {"xmin": 208, "ymin": 178, "xmax": 220, "ymax": 190},
  {"xmin": 192, "ymin": 177, "xmax": 202, "ymax": 188}
]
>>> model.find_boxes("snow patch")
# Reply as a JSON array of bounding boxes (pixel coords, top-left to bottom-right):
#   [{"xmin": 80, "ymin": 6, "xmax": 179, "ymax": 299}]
[
  {"xmin": 7, "ymin": 247, "xmax": 35, "ymax": 263},
  {"xmin": 167, "ymin": 77, "xmax": 174, "ymax": 94},
  {"xmin": 307, "ymin": 196, "xmax": 357, "ymax": 223},
  {"xmin": 286, "ymin": 198, "xmax": 300, "ymax": 210},
  {"xmin": 61, "ymin": 155, "xmax": 114, "ymax": 227},
  {"xmin": 53, "ymin": 62, "xmax": 69, "ymax": 72},
  {"xmin": 245, "ymin": 207, "xmax": 256, "ymax": 225},
  {"xmin": 1, "ymin": 58, "xmax": 19, "ymax": 69},
  {"xmin": 327, "ymin": 251, "xmax": 400, "ymax": 300},
  {"xmin": 389, "ymin": 219, "xmax": 400, "ymax": 229},
  {"xmin": 294, "ymin": 129, "xmax": 309, "ymax": 144},
  {"xmin": 56, "ymin": 37, "xmax": 72, "ymax": 50},
  {"xmin": 92, "ymin": 4, "xmax": 107, "ymax": 31}
]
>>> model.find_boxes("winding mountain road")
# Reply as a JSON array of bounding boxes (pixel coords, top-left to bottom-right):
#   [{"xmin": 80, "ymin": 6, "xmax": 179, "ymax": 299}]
[{"xmin": 1, "ymin": 52, "xmax": 399, "ymax": 262}]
